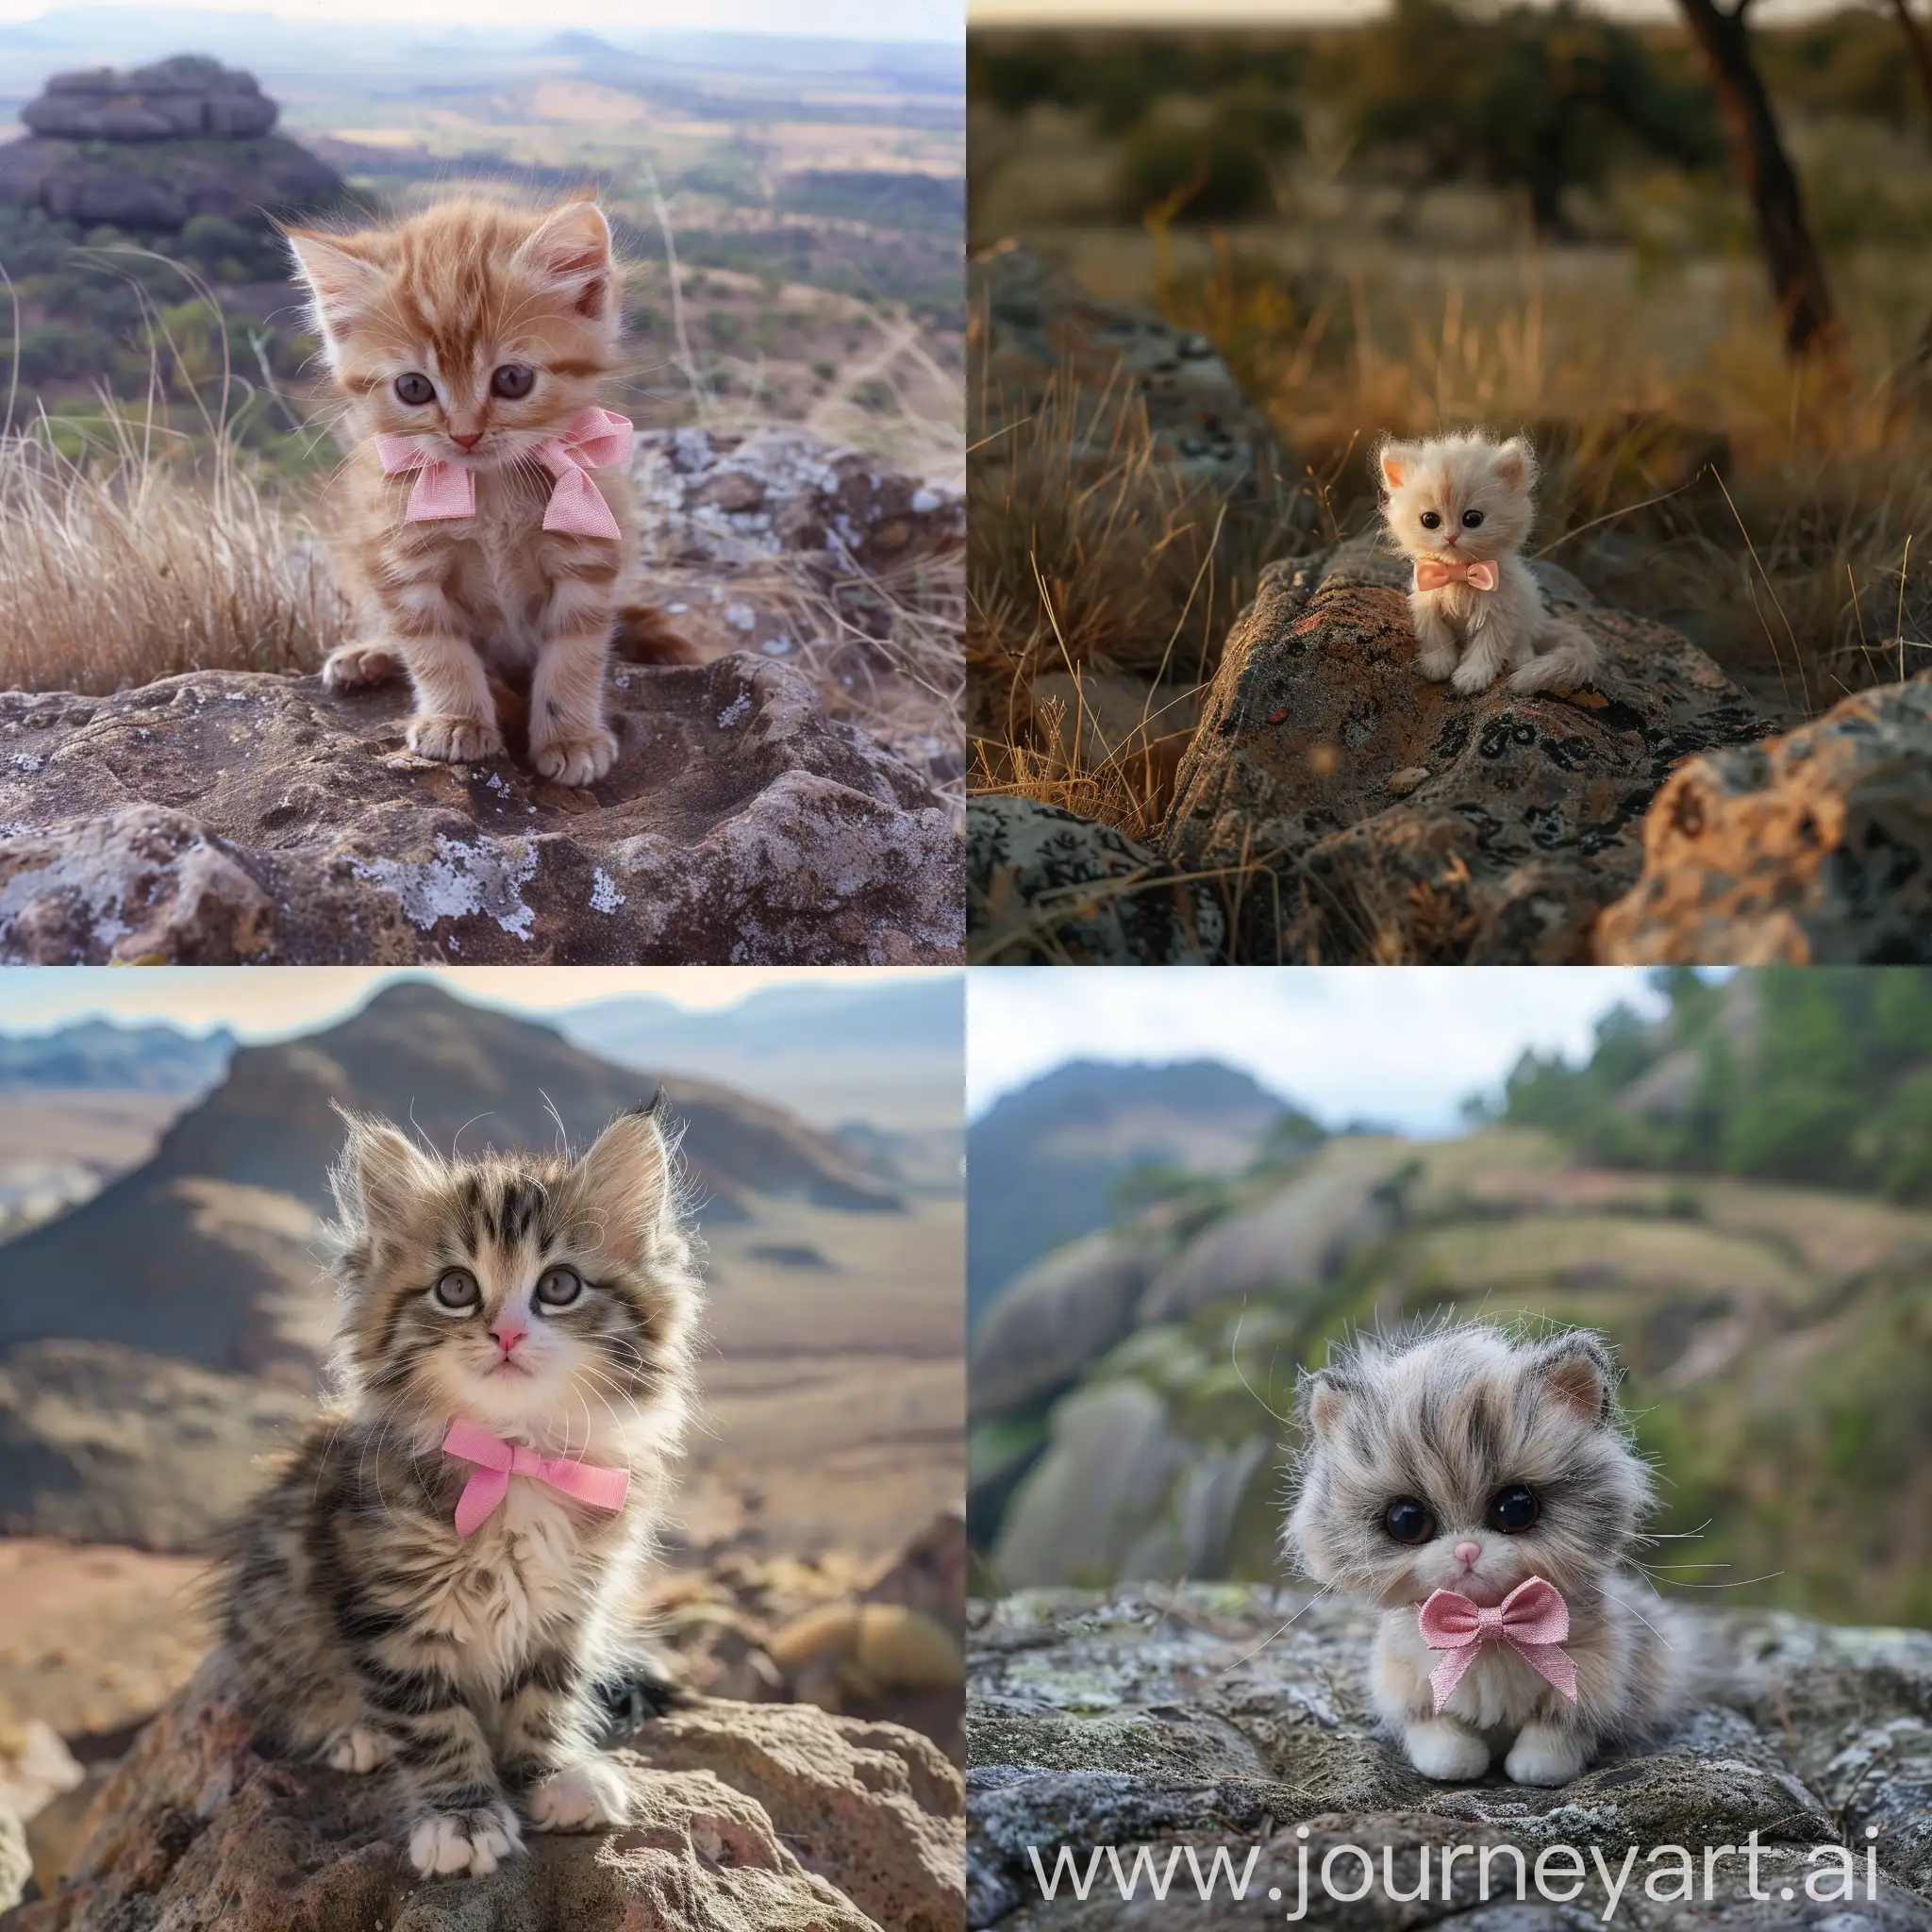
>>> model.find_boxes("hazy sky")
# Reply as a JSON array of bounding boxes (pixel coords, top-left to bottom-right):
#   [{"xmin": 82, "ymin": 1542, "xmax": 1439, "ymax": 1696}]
[
  {"xmin": 0, "ymin": 967, "xmax": 947, "ymax": 1041},
  {"xmin": 968, "ymin": 0, "xmax": 1840, "ymax": 25},
  {"xmin": 0, "ymin": 0, "xmax": 960, "ymax": 41},
  {"xmin": 968, "ymin": 967, "xmax": 1681, "ymax": 1132}
]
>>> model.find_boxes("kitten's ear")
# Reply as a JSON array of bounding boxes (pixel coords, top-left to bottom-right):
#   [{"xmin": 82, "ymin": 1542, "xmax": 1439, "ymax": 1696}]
[
  {"xmin": 1492, "ymin": 437, "xmax": 1536, "ymax": 492},
  {"xmin": 1531, "ymin": 1331, "xmax": 1616, "ymax": 1424},
  {"xmin": 571, "ymin": 1104, "xmax": 674, "ymax": 1259},
  {"xmin": 1298, "ymin": 1366, "xmax": 1357, "ymax": 1441},
  {"xmin": 282, "ymin": 228, "xmax": 386, "ymax": 361},
  {"xmin": 517, "ymin": 199, "xmax": 614, "ymax": 324},
  {"xmin": 1378, "ymin": 441, "xmax": 1411, "ymax": 491},
  {"xmin": 330, "ymin": 1109, "xmax": 439, "ymax": 1242}
]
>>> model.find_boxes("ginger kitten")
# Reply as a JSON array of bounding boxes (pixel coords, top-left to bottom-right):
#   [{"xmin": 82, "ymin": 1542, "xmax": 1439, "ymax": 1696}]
[
  {"xmin": 1378, "ymin": 433, "xmax": 1600, "ymax": 696},
  {"xmin": 286, "ymin": 197, "xmax": 665, "ymax": 786},
  {"xmin": 1286, "ymin": 1324, "xmax": 1679, "ymax": 1788},
  {"xmin": 221, "ymin": 1105, "xmax": 699, "ymax": 1879}
]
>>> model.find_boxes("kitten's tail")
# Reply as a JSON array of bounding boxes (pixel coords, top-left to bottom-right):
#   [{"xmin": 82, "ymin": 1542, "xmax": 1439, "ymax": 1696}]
[
  {"xmin": 1507, "ymin": 618, "xmax": 1600, "ymax": 695},
  {"xmin": 612, "ymin": 602, "xmax": 703, "ymax": 667}
]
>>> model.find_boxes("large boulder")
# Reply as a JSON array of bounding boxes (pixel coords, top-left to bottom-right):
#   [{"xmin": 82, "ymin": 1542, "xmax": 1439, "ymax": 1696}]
[
  {"xmin": 967, "ymin": 1585, "xmax": 1932, "ymax": 1929},
  {"xmin": 12, "ymin": 1653, "xmax": 964, "ymax": 1932},
  {"xmin": 1161, "ymin": 536, "xmax": 1772, "ymax": 963},
  {"xmin": 21, "ymin": 56, "xmax": 278, "ymax": 141},
  {"xmin": 1597, "ymin": 674, "xmax": 1932, "ymax": 962},
  {"xmin": 0, "ymin": 655, "xmax": 961, "ymax": 964}
]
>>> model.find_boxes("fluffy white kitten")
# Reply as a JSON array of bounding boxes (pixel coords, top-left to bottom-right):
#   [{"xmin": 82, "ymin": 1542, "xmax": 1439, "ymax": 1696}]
[
  {"xmin": 1285, "ymin": 1324, "xmax": 1681, "ymax": 1788},
  {"xmin": 1378, "ymin": 433, "xmax": 1599, "ymax": 696}
]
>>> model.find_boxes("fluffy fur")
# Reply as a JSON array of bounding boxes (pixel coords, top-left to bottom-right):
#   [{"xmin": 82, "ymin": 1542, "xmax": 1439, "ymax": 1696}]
[
  {"xmin": 220, "ymin": 1105, "xmax": 700, "ymax": 1879},
  {"xmin": 285, "ymin": 196, "xmax": 686, "ymax": 787},
  {"xmin": 1378, "ymin": 432, "xmax": 1599, "ymax": 696},
  {"xmin": 1284, "ymin": 1322, "xmax": 1679, "ymax": 1788}
]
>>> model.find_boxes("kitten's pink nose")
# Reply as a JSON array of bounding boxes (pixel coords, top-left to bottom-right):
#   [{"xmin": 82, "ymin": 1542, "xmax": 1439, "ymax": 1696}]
[
  {"xmin": 1454, "ymin": 1541, "xmax": 1481, "ymax": 1567},
  {"xmin": 450, "ymin": 431, "xmax": 483, "ymax": 451},
  {"xmin": 491, "ymin": 1313, "xmax": 527, "ymax": 1354}
]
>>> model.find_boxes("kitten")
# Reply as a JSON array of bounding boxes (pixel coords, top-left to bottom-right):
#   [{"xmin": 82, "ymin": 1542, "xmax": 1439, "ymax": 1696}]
[
  {"xmin": 1285, "ymin": 1323, "xmax": 1678, "ymax": 1788},
  {"xmin": 285, "ymin": 196, "xmax": 682, "ymax": 788},
  {"xmin": 1377, "ymin": 433, "xmax": 1600, "ymax": 697},
  {"xmin": 220, "ymin": 1104, "xmax": 700, "ymax": 1879}
]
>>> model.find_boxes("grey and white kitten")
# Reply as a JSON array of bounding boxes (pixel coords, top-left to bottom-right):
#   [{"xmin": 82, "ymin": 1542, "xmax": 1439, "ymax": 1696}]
[
  {"xmin": 220, "ymin": 1105, "xmax": 699, "ymax": 1880},
  {"xmin": 1285, "ymin": 1323, "xmax": 1679, "ymax": 1787}
]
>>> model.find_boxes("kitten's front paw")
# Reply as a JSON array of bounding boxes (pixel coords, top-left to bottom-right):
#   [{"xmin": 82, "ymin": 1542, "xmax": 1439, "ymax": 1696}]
[
  {"xmin": 326, "ymin": 1725, "xmax": 392, "ymax": 1774},
  {"xmin": 1450, "ymin": 656, "xmax": 1501, "ymax": 695},
  {"xmin": 1504, "ymin": 1724, "xmax": 1589, "ymax": 1788},
  {"xmin": 530, "ymin": 726, "xmax": 618, "ymax": 788},
  {"xmin": 408, "ymin": 1801, "xmax": 523, "ymax": 1878},
  {"xmin": 1405, "ymin": 1717, "xmax": 1491, "ymax": 1782},
  {"xmin": 1415, "ymin": 648, "xmax": 1457, "ymax": 682},
  {"xmin": 408, "ymin": 714, "xmax": 506, "ymax": 765},
  {"xmin": 525, "ymin": 1756, "xmax": 632, "ymax": 1833},
  {"xmin": 323, "ymin": 640, "xmax": 404, "ymax": 691}
]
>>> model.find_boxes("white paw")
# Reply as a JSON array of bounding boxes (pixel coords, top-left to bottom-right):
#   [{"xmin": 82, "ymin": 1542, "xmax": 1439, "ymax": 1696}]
[
  {"xmin": 1505, "ymin": 1724, "xmax": 1590, "ymax": 1788},
  {"xmin": 323, "ymin": 640, "xmax": 404, "ymax": 690},
  {"xmin": 408, "ymin": 1802, "xmax": 523, "ymax": 1878},
  {"xmin": 525, "ymin": 1757, "xmax": 632, "ymax": 1834},
  {"xmin": 1406, "ymin": 1718, "xmax": 1491, "ymax": 1782},
  {"xmin": 408, "ymin": 714, "xmax": 505, "ymax": 765},
  {"xmin": 326, "ymin": 1725, "xmax": 392, "ymax": 1774},
  {"xmin": 1415, "ymin": 648, "xmax": 1457, "ymax": 683},
  {"xmin": 1451, "ymin": 657, "xmax": 1500, "ymax": 695},
  {"xmin": 530, "ymin": 726, "xmax": 618, "ymax": 787}
]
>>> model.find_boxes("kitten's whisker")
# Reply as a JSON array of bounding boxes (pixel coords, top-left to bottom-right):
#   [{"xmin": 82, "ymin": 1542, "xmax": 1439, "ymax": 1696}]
[{"xmin": 1212, "ymin": 1582, "xmax": 1338, "ymax": 1679}]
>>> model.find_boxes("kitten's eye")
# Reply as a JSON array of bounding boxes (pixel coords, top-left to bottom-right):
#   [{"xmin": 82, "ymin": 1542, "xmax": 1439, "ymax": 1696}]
[
  {"xmin": 432, "ymin": 1268, "xmax": 479, "ymax": 1311},
  {"xmin": 1487, "ymin": 1484, "xmax": 1541, "ymax": 1534},
  {"xmin": 1383, "ymin": 1498, "xmax": 1435, "ymax": 1544},
  {"xmin": 1418, "ymin": 510, "xmax": 1441, "ymax": 530},
  {"xmin": 535, "ymin": 1264, "xmax": 582, "ymax": 1308},
  {"xmin": 394, "ymin": 373, "xmax": 435, "ymax": 406},
  {"xmin": 1461, "ymin": 509, "xmax": 1485, "ymax": 528},
  {"xmin": 491, "ymin": 363, "xmax": 536, "ymax": 400}
]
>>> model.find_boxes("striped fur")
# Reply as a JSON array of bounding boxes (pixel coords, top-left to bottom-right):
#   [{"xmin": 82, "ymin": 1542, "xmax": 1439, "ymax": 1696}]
[
  {"xmin": 1285, "ymin": 1321, "xmax": 1681, "ymax": 1787},
  {"xmin": 285, "ymin": 196, "xmax": 640, "ymax": 786},
  {"xmin": 220, "ymin": 1105, "xmax": 700, "ymax": 1878}
]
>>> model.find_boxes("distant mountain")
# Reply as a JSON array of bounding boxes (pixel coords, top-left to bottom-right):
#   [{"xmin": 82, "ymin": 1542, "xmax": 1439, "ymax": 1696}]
[
  {"xmin": 966, "ymin": 1059, "xmax": 1311, "ymax": 1329},
  {"xmin": 0, "ymin": 1019, "xmax": 232, "ymax": 1095},
  {"xmin": 0, "ymin": 979, "xmax": 901, "ymax": 1380}
]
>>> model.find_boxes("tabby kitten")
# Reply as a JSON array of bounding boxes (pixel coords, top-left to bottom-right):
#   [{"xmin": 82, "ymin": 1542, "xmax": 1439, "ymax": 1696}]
[
  {"xmin": 285, "ymin": 196, "xmax": 663, "ymax": 787},
  {"xmin": 221, "ymin": 1105, "xmax": 699, "ymax": 1879}
]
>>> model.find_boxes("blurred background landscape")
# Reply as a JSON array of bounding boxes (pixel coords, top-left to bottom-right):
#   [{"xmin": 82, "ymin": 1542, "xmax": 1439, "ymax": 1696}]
[
  {"xmin": 0, "ymin": 965, "xmax": 965, "ymax": 1898},
  {"xmin": 968, "ymin": 0, "xmax": 1932, "ymax": 833},
  {"xmin": 967, "ymin": 965, "xmax": 1932, "ymax": 1637}
]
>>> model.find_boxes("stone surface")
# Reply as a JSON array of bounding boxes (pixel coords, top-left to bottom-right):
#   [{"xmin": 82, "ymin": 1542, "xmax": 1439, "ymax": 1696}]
[
  {"xmin": 1161, "ymin": 535, "xmax": 1773, "ymax": 963},
  {"xmin": 9, "ymin": 1652, "xmax": 963, "ymax": 1932},
  {"xmin": 21, "ymin": 56, "xmax": 277, "ymax": 141},
  {"xmin": 967, "ymin": 1585, "xmax": 1932, "ymax": 1929},
  {"xmin": 0, "ymin": 1802, "xmax": 26, "ymax": 1916},
  {"xmin": 0, "ymin": 655, "xmax": 961, "ymax": 963},
  {"xmin": 966, "ymin": 793, "xmax": 1223, "ymax": 965},
  {"xmin": 1597, "ymin": 675, "xmax": 1932, "ymax": 962}
]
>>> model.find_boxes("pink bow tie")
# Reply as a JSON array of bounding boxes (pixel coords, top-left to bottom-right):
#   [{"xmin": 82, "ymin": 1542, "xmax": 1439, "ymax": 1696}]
[
  {"xmin": 1415, "ymin": 557, "xmax": 1499, "ymax": 594},
  {"xmin": 376, "ymin": 406, "xmax": 633, "ymax": 541},
  {"xmin": 441, "ymin": 1419, "xmax": 629, "ymax": 1537},
  {"xmin": 1418, "ymin": 1575, "xmax": 1578, "ymax": 1709}
]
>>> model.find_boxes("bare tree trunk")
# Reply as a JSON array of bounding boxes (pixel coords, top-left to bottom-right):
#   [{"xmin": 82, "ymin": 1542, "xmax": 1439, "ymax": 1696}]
[
  {"xmin": 1674, "ymin": 0, "xmax": 1840, "ymax": 359},
  {"xmin": 1886, "ymin": 0, "xmax": 1932, "ymax": 120}
]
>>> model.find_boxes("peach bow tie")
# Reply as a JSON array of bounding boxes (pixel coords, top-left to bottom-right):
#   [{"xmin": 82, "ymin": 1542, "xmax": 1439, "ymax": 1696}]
[
  {"xmin": 441, "ymin": 1420, "xmax": 630, "ymax": 1537},
  {"xmin": 1418, "ymin": 1575, "xmax": 1579, "ymax": 1708},
  {"xmin": 376, "ymin": 406, "xmax": 632, "ymax": 541},
  {"xmin": 1415, "ymin": 557, "xmax": 1499, "ymax": 594}
]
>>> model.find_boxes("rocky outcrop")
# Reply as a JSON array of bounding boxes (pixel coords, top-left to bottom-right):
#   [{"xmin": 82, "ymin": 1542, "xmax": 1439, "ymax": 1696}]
[
  {"xmin": 1597, "ymin": 674, "xmax": 1932, "ymax": 962},
  {"xmin": 0, "ymin": 654, "xmax": 960, "ymax": 964},
  {"xmin": 967, "ymin": 1585, "xmax": 1932, "ymax": 1929},
  {"xmin": 10, "ymin": 1654, "xmax": 964, "ymax": 1932},
  {"xmin": 0, "ymin": 57, "xmax": 342, "ymax": 232}
]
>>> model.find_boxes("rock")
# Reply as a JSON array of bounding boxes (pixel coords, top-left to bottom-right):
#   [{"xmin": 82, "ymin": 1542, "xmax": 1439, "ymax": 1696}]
[
  {"xmin": 9, "ymin": 1652, "xmax": 962, "ymax": 1932},
  {"xmin": 766, "ymin": 1605, "xmax": 964, "ymax": 1712},
  {"xmin": 0, "ymin": 656, "xmax": 961, "ymax": 964},
  {"xmin": 0, "ymin": 1720, "xmax": 84, "ymax": 1825},
  {"xmin": 966, "ymin": 1585, "xmax": 1932, "ymax": 1929},
  {"xmin": 864, "ymin": 1505, "xmax": 970, "ymax": 1636},
  {"xmin": 0, "ymin": 1801, "xmax": 28, "ymax": 1914},
  {"xmin": 1162, "ymin": 535, "xmax": 1771, "ymax": 963},
  {"xmin": 967, "ymin": 794, "xmax": 1224, "ymax": 965},
  {"xmin": 1596, "ymin": 675, "xmax": 1932, "ymax": 962},
  {"xmin": 0, "ymin": 59, "xmax": 342, "ymax": 232},
  {"xmin": 970, "ymin": 1233, "xmax": 1164, "ymax": 1420}
]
